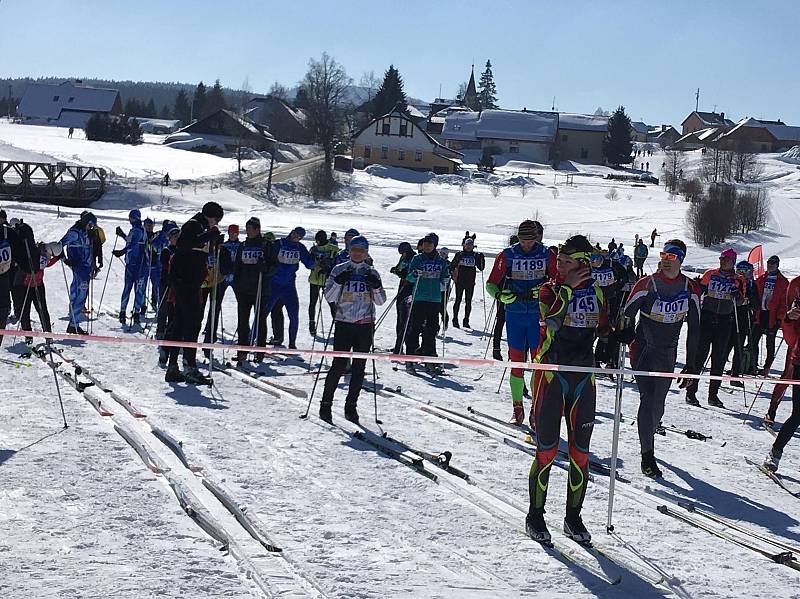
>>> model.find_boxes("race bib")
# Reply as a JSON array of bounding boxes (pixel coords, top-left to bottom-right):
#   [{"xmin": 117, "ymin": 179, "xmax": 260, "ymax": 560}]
[
  {"xmin": 342, "ymin": 279, "xmax": 370, "ymax": 302},
  {"xmin": 460, "ymin": 255, "xmax": 476, "ymax": 268},
  {"xmin": 649, "ymin": 294, "xmax": 689, "ymax": 323},
  {"xmin": 418, "ymin": 261, "xmax": 442, "ymax": 279},
  {"xmin": 278, "ymin": 249, "xmax": 300, "ymax": 265},
  {"xmin": 707, "ymin": 275, "xmax": 734, "ymax": 300},
  {"xmin": 564, "ymin": 288, "xmax": 599, "ymax": 328},
  {"xmin": 511, "ymin": 258, "xmax": 547, "ymax": 281},
  {"xmin": 592, "ymin": 267, "xmax": 615, "ymax": 287},
  {"xmin": 0, "ymin": 240, "xmax": 10, "ymax": 275},
  {"xmin": 241, "ymin": 248, "xmax": 262, "ymax": 265}
]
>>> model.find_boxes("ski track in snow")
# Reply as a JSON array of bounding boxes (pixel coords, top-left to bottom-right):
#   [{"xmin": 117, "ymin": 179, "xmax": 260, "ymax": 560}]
[{"xmin": 2, "ymin": 125, "xmax": 800, "ymax": 597}]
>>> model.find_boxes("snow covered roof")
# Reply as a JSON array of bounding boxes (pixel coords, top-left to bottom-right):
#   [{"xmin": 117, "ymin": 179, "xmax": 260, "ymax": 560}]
[
  {"xmin": 18, "ymin": 81, "xmax": 120, "ymax": 120},
  {"xmin": 696, "ymin": 127, "xmax": 723, "ymax": 142},
  {"xmin": 558, "ymin": 113, "xmax": 608, "ymax": 132},
  {"xmin": 630, "ymin": 121, "xmax": 650, "ymax": 135},
  {"xmin": 764, "ymin": 123, "xmax": 800, "ymax": 143},
  {"xmin": 684, "ymin": 111, "xmax": 735, "ymax": 128},
  {"xmin": 442, "ymin": 110, "xmax": 558, "ymax": 143},
  {"xmin": 406, "ymin": 104, "xmax": 425, "ymax": 119}
]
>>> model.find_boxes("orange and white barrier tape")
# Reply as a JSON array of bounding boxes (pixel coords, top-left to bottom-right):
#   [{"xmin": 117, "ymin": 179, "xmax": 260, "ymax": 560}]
[{"xmin": 4, "ymin": 328, "xmax": 799, "ymax": 387}]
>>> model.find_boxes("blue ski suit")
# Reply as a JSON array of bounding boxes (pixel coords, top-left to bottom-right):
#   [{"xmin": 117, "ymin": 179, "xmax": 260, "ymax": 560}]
[
  {"xmin": 120, "ymin": 221, "xmax": 148, "ymax": 315},
  {"xmin": 60, "ymin": 223, "xmax": 93, "ymax": 326},
  {"xmin": 265, "ymin": 236, "xmax": 315, "ymax": 345}
]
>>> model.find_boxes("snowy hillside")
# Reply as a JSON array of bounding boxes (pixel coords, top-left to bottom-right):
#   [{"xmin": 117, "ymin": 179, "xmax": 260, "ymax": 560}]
[{"xmin": 2, "ymin": 128, "xmax": 800, "ymax": 598}]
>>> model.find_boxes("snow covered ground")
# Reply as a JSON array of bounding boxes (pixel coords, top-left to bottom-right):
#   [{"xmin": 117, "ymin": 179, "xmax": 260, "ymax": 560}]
[{"xmin": 2, "ymin": 131, "xmax": 800, "ymax": 598}]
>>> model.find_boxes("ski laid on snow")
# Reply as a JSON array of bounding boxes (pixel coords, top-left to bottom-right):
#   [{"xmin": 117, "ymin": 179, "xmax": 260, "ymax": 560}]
[
  {"xmin": 381, "ymin": 434, "xmax": 471, "ymax": 481},
  {"xmin": 745, "ymin": 456, "xmax": 800, "ymax": 498},
  {"xmin": 351, "ymin": 430, "xmax": 439, "ymax": 482}
]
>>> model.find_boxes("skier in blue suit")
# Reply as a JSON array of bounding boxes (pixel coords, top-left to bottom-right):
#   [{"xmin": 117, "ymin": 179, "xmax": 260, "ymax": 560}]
[
  {"xmin": 113, "ymin": 209, "xmax": 148, "ymax": 325},
  {"xmin": 60, "ymin": 211, "xmax": 97, "ymax": 334}
]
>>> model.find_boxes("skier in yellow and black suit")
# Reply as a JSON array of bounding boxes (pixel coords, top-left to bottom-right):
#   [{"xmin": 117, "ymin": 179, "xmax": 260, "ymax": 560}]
[{"xmin": 526, "ymin": 234, "xmax": 619, "ymax": 547}]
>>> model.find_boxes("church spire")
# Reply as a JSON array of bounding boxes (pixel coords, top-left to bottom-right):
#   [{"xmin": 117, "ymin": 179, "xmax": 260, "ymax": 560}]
[{"xmin": 463, "ymin": 64, "xmax": 478, "ymax": 111}]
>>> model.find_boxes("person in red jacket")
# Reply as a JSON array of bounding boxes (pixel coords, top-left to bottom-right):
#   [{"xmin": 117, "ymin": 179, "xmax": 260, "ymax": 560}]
[
  {"xmin": 763, "ymin": 275, "xmax": 800, "ymax": 472},
  {"xmin": 764, "ymin": 277, "xmax": 800, "ymax": 429},
  {"xmin": 753, "ymin": 255, "xmax": 789, "ymax": 376}
]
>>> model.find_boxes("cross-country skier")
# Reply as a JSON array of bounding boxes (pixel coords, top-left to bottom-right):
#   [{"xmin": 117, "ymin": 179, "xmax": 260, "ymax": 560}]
[
  {"xmin": 164, "ymin": 201, "xmax": 224, "ymax": 385},
  {"xmin": 60, "ymin": 211, "xmax": 96, "ymax": 334},
  {"xmin": 319, "ymin": 235, "xmax": 386, "ymax": 423},
  {"xmin": 308, "ymin": 230, "xmax": 338, "ymax": 334},
  {"xmin": 406, "ymin": 233, "xmax": 450, "ymax": 374},
  {"xmin": 156, "ymin": 224, "xmax": 180, "ymax": 366},
  {"xmin": 450, "ymin": 233, "xmax": 485, "ymax": 329},
  {"xmin": 526, "ymin": 234, "xmax": 615, "ymax": 545},
  {"xmin": 764, "ymin": 312, "xmax": 800, "ymax": 429},
  {"xmin": 634, "ymin": 238, "xmax": 648, "ymax": 278},
  {"xmin": 335, "ymin": 228, "xmax": 361, "ymax": 266},
  {"xmin": 681, "ymin": 248, "xmax": 744, "ymax": 408},
  {"xmin": 486, "ymin": 220, "xmax": 556, "ymax": 425},
  {"xmin": 726, "ymin": 261, "xmax": 758, "ymax": 385},
  {"xmin": 753, "ymin": 255, "xmax": 789, "ymax": 376},
  {"xmin": 113, "ymin": 209, "xmax": 147, "ymax": 326},
  {"xmin": 390, "ymin": 242, "xmax": 416, "ymax": 354},
  {"xmin": 13, "ymin": 225, "xmax": 58, "ymax": 345},
  {"xmin": 264, "ymin": 226, "xmax": 315, "ymax": 349},
  {"xmin": 621, "ymin": 240, "xmax": 702, "ymax": 477},
  {"xmin": 590, "ymin": 249, "xmax": 628, "ymax": 369},
  {"xmin": 0, "ymin": 212, "xmax": 21, "ymax": 344},
  {"xmin": 763, "ymin": 275, "xmax": 800, "ymax": 472},
  {"xmin": 145, "ymin": 219, "xmax": 171, "ymax": 311},
  {"xmin": 233, "ymin": 217, "xmax": 278, "ymax": 364}
]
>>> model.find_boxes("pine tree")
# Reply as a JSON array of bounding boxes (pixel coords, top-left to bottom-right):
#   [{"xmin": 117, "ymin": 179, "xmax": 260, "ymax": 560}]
[
  {"xmin": 146, "ymin": 98, "xmax": 156, "ymax": 118},
  {"xmin": 174, "ymin": 89, "xmax": 191, "ymax": 125},
  {"xmin": 160, "ymin": 104, "xmax": 172, "ymax": 119},
  {"xmin": 193, "ymin": 82, "xmax": 207, "ymax": 121},
  {"xmin": 477, "ymin": 60, "xmax": 498, "ymax": 110},
  {"xmin": 372, "ymin": 64, "xmax": 407, "ymax": 117},
  {"xmin": 603, "ymin": 106, "xmax": 633, "ymax": 166},
  {"xmin": 0, "ymin": 97, "xmax": 8, "ymax": 117},
  {"xmin": 206, "ymin": 79, "xmax": 227, "ymax": 116}
]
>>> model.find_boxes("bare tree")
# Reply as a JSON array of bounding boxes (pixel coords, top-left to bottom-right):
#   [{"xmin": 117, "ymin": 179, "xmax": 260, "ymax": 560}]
[
  {"xmin": 663, "ymin": 150, "xmax": 685, "ymax": 192},
  {"xmin": 298, "ymin": 52, "xmax": 352, "ymax": 194},
  {"xmin": 268, "ymin": 81, "xmax": 290, "ymax": 102},
  {"xmin": 733, "ymin": 146, "xmax": 764, "ymax": 183},
  {"xmin": 678, "ymin": 177, "xmax": 703, "ymax": 202},
  {"xmin": 240, "ymin": 76, "xmax": 253, "ymax": 113},
  {"xmin": 701, "ymin": 146, "xmax": 733, "ymax": 183},
  {"xmin": 359, "ymin": 71, "xmax": 380, "ymax": 103}
]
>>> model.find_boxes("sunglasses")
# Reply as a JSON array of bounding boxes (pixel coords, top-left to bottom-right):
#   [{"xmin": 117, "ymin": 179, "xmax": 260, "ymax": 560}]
[{"xmin": 659, "ymin": 252, "xmax": 681, "ymax": 262}]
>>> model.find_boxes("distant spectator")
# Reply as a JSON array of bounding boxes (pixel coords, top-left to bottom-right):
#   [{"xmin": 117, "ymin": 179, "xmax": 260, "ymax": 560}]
[{"xmin": 68, "ymin": 127, "xmax": 74, "ymax": 139}]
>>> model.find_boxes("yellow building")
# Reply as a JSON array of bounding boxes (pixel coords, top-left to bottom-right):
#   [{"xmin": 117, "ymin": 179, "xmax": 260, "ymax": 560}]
[{"xmin": 352, "ymin": 106, "xmax": 463, "ymax": 174}]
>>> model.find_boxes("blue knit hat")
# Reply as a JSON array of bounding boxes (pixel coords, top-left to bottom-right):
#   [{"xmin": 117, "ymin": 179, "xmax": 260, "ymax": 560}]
[
  {"xmin": 129, "ymin": 209, "xmax": 141, "ymax": 221},
  {"xmin": 350, "ymin": 235, "xmax": 369, "ymax": 250},
  {"xmin": 293, "ymin": 226, "xmax": 306, "ymax": 239},
  {"xmin": 345, "ymin": 228, "xmax": 360, "ymax": 238}
]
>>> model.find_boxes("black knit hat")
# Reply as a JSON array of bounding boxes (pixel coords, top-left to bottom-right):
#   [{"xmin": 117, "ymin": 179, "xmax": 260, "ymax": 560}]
[
  {"xmin": 767, "ymin": 255, "xmax": 780, "ymax": 265},
  {"xmin": 518, "ymin": 220, "xmax": 543, "ymax": 240},
  {"xmin": 315, "ymin": 230, "xmax": 328, "ymax": 244},
  {"xmin": 202, "ymin": 201, "xmax": 224, "ymax": 220},
  {"xmin": 246, "ymin": 216, "xmax": 261, "ymax": 228},
  {"xmin": 559, "ymin": 234, "xmax": 594, "ymax": 260}
]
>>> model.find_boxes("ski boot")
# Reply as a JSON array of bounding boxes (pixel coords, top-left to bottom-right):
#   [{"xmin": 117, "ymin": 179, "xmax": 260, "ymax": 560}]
[
  {"xmin": 564, "ymin": 508, "xmax": 592, "ymax": 545},
  {"xmin": 762, "ymin": 414, "xmax": 776, "ymax": 430},
  {"xmin": 707, "ymin": 395, "xmax": 725, "ymax": 408},
  {"xmin": 132, "ymin": 312, "xmax": 141, "ymax": 325},
  {"xmin": 525, "ymin": 508, "xmax": 551, "ymax": 545},
  {"xmin": 119, "ymin": 312, "xmax": 126, "ymax": 325},
  {"xmin": 158, "ymin": 348, "xmax": 168, "ymax": 368},
  {"xmin": 319, "ymin": 401, "xmax": 333, "ymax": 424},
  {"xmin": 462, "ymin": 319, "xmax": 470, "ymax": 329},
  {"xmin": 268, "ymin": 336, "xmax": 284, "ymax": 347},
  {"xmin": 288, "ymin": 342, "xmax": 297, "ymax": 350},
  {"xmin": 452, "ymin": 317, "xmax": 460, "ymax": 329},
  {"xmin": 512, "ymin": 404, "xmax": 525, "ymax": 426},
  {"xmin": 184, "ymin": 368, "xmax": 212, "ymax": 386},
  {"xmin": 764, "ymin": 448, "xmax": 782, "ymax": 473},
  {"xmin": 405, "ymin": 362, "xmax": 417, "ymax": 374},
  {"xmin": 685, "ymin": 391, "xmax": 700, "ymax": 406},
  {"xmin": 425, "ymin": 363, "xmax": 442, "ymax": 376},
  {"xmin": 730, "ymin": 380, "xmax": 744, "ymax": 388},
  {"xmin": 492, "ymin": 348, "xmax": 503, "ymax": 361},
  {"xmin": 309, "ymin": 321, "xmax": 317, "ymax": 335},
  {"xmin": 66, "ymin": 324, "xmax": 88, "ymax": 335},
  {"xmin": 523, "ymin": 385, "xmax": 531, "ymax": 399},
  {"xmin": 344, "ymin": 401, "xmax": 360, "ymax": 424},
  {"xmin": 641, "ymin": 450, "xmax": 663, "ymax": 478},
  {"xmin": 165, "ymin": 364, "xmax": 186, "ymax": 383}
]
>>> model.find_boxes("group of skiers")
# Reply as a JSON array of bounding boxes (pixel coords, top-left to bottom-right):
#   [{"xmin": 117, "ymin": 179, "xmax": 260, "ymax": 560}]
[{"xmin": 2, "ymin": 204, "xmax": 800, "ymax": 547}]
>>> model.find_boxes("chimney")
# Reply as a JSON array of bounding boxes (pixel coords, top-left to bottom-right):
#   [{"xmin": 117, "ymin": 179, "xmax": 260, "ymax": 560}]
[{"xmin": 720, "ymin": 112, "xmax": 725, "ymax": 120}]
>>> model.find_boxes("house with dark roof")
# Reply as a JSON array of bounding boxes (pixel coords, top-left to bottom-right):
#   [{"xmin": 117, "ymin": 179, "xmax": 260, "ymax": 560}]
[
  {"xmin": 172, "ymin": 109, "xmax": 276, "ymax": 151},
  {"xmin": 681, "ymin": 111, "xmax": 735, "ymax": 136},
  {"xmin": 555, "ymin": 113, "xmax": 608, "ymax": 164},
  {"xmin": 352, "ymin": 106, "xmax": 463, "ymax": 174},
  {"xmin": 18, "ymin": 81, "xmax": 122, "ymax": 128},
  {"xmin": 672, "ymin": 126, "xmax": 726, "ymax": 150},
  {"xmin": 442, "ymin": 109, "xmax": 558, "ymax": 163},
  {"xmin": 246, "ymin": 96, "xmax": 313, "ymax": 144},
  {"xmin": 630, "ymin": 121, "xmax": 651, "ymax": 142},
  {"xmin": 647, "ymin": 125, "xmax": 680, "ymax": 147},
  {"xmin": 717, "ymin": 117, "xmax": 800, "ymax": 153}
]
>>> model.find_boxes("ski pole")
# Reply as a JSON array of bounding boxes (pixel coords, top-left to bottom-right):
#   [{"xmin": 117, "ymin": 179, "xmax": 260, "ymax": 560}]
[
  {"xmin": 495, "ymin": 368, "xmax": 507, "ymax": 394},
  {"xmin": 208, "ymin": 244, "xmax": 221, "ymax": 383},
  {"xmin": 373, "ymin": 292, "xmax": 398, "ymax": 333},
  {"xmin": 399, "ymin": 278, "xmax": 420, "ymax": 358},
  {"xmin": 96, "ymin": 234, "xmax": 119, "ymax": 316},
  {"xmin": 251, "ymin": 272, "xmax": 263, "ymax": 350},
  {"xmin": 606, "ymin": 341, "xmax": 627, "ymax": 532},
  {"xmin": 743, "ymin": 336, "xmax": 787, "ymax": 421},
  {"xmin": 441, "ymin": 279, "xmax": 452, "ymax": 358},
  {"xmin": 480, "ymin": 268, "xmax": 488, "ymax": 330},
  {"xmin": 371, "ymin": 298, "xmax": 383, "ymax": 429},
  {"xmin": 729, "ymin": 296, "xmax": 749, "ymax": 408},
  {"xmin": 60, "ymin": 259, "xmax": 77, "ymax": 332},
  {"xmin": 300, "ymin": 284, "xmax": 344, "ymax": 419},
  {"xmin": 24, "ymin": 242, "xmax": 67, "ymax": 428},
  {"xmin": 307, "ymin": 284, "xmax": 325, "ymax": 371}
]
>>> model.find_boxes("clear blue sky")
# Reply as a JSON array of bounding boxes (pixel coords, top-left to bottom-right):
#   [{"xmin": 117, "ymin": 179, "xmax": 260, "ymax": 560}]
[{"xmin": 2, "ymin": 0, "xmax": 798, "ymax": 127}]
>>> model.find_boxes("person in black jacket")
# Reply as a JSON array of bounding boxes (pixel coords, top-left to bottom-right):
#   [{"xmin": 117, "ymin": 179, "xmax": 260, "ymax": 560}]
[
  {"xmin": 156, "ymin": 224, "xmax": 179, "ymax": 366},
  {"xmin": 0, "ymin": 215, "xmax": 21, "ymax": 346},
  {"xmin": 390, "ymin": 241, "xmax": 416, "ymax": 354},
  {"xmin": 449, "ymin": 232, "xmax": 485, "ymax": 329},
  {"xmin": 164, "ymin": 201, "xmax": 224, "ymax": 385},
  {"xmin": 591, "ymin": 249, "xmax": 629, "ymax": 368},
  {"xmin": 233, "ymin": 217, "xmax": 278, "ymax": 365}
]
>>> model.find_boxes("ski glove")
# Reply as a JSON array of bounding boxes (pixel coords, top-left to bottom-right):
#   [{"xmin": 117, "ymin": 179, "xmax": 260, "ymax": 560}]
[
  {"xmin": 611, "ymin": 327, "xmax": 636, "ymax": 345},
  {"xmin": 677, "ymin": 365, "xmax": 699, "ymax": 388},
  {"xmin": 115, "ymin": 226, "xmax": 126, "ymax": 239},
  {"xmin": 365, "ymin": 273, "xmax": 382, "ymax": 290},
  {"xmin": 333, "ymin": 268, "xmax": 353, "ymax": 285},
  {"xmin": 112, "ymin": 249, "xmax": 125, "ymax": 258},
  {"xmin": 498, "ymin": 289, "xmax": 518, "ymax": 304}
]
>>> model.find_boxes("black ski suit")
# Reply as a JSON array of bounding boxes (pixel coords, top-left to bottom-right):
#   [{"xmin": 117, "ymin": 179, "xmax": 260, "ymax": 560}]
[{"xmin": 449, "ymin": 250, "xmax": 485, "ymax": 326}]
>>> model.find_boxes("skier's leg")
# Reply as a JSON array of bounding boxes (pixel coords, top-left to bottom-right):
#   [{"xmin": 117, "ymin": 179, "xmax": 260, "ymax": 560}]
[
  {"xmin": 346, "ymin": 323, "xmax": 371, "ymax": 403},
  {"xmin": 452, "ymin": 283, "xmax": 464, "ymax": 322},
  {"xmin": 421, "ymin": 302, "xmax": 440, "ymax": 356},
  {"xmin": 687, "ymin": 316, "xmax": 714, "ymax": 396},
  {"xmin": 463, "ymin": 283, "xmax": 474, "ymax": 323},
  {"xmin": 120, "ymin": 267, "xmax": 135, "ymax": 315},
  {"xmin": 528, "ymin": 372, "xmax": 564, "ymax": 511},
  {"xmin": 321, "ymin": 322, "xmax": 350, "ymax": 406},
  {"xmin": 565, "ymin": 373, "xmax": 595, "ymax": 514},
  {"xmin": 506, "ymin": 311, "xmax": 528, "ymax": 408},
  {"xmin": 772, "ymin": 366, "xmax": 800, "ymax": 455},
  {"xmin": 284, "ymin": 286, "xmax": 300, "ymax": 346},
  {"xmin": 708, "ymin": 317, "xmax": 733, "ymax": 399}
]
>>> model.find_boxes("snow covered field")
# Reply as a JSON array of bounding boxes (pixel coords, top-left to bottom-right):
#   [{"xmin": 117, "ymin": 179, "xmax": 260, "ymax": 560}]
[{"xmin": 2, "ymin": 128, "xmax": 800, "ymax": 598}]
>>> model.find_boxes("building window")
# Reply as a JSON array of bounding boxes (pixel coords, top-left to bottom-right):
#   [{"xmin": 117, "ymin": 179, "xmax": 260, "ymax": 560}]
[
  {"xmin": 381, "ymin": 146, "xmax": 388, "ymax": 159},
  {"xmin": 415, "ymin": 150, "xmax": 423, "ymax": 162},
  {"xmin": 561, "ymin": 134, "xmax": 568, "ymax": 142},
  {"xmin": 398, "ymin": 149, "xmax": 405, "ymax": 161},
  {"xmin": 363, "ymin": 145, "xmax": 371, "ymax": 159},
  {"xmin": 399, "ymin": 122, "xmax": 408, "ymax": 137},
  {"xmin": 53, "ymin": 95, "xmax": 59, "ymax": 101},
  {"xmin": 382, "ymin": 122, "xmax": 390, "ymax": 135},
  {"xmin": 509, "ymin": 144, "xmax": 520, "ymax": 154}
]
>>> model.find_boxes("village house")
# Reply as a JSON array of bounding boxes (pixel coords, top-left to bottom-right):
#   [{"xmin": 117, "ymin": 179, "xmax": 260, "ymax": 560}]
[
  {"xmin": 647, "ymin": 125, "xmax": 680, "ymax": 147},
  {"xmin": 555, "ymin": 113, "xmax": 608, "ymax": 163},
  {"xmin": 442, "ymin": 109, "xmax": 558, "ymax": 163},
  {"xmin": 717, "ymin": 117, "xmax": 800, "ymax": 153},
  {"xmin": 681, "ymin": 110, "xmax": 735, "ymax": 136},
  {"xmin": 167, "ymin": 109, "xmax": 276, "ymax": 152},
  {"xmin": 17, "ymin": 81, "xmax": 122, "ymax": 128},
  {"xmin": 246, "ymin": 96, "xmax": 313, "ymax": 144},
  {"xmin": 351, "ymin": 106, "xmax": 463, "ymax": 174},
  {"xmin": 630, "ymin": 121, "xmax": 651, "ymax": 142}
]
